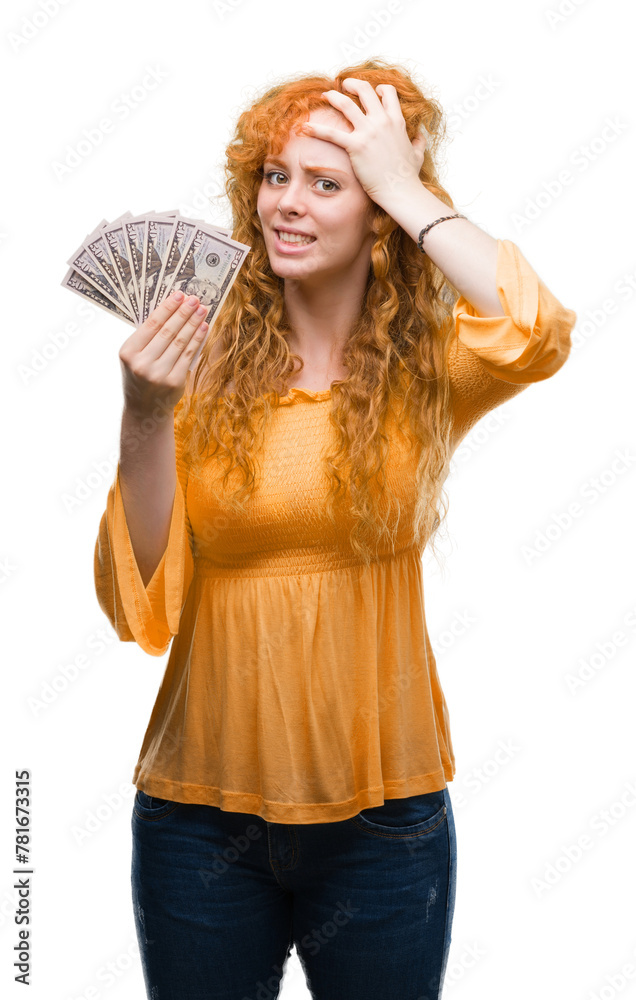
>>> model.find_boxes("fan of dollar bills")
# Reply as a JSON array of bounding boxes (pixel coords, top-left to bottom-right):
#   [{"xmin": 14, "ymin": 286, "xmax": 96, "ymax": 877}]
[{"xmin": 61, "ymin": 209, "xmax": 251, "ymax": 339}]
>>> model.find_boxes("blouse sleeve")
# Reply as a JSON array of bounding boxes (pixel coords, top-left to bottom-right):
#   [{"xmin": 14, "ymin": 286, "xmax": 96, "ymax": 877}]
[
  {"xmin": 93, "ymin": 399, "xmax": 195, "ymax": 656},
  {"xmin": 447, "ymin": 238, "xmax": 577, "ymax": 446}
]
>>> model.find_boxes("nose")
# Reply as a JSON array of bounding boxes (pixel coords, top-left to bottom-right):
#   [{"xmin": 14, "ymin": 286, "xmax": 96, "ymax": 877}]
[{"xmin": 275, "ymin": 177, "xmax": 307, "ymax": 216}]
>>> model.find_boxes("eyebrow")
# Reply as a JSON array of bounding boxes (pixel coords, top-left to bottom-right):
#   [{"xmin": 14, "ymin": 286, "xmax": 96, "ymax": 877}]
[{"xmin": 263, "ymin": 156, "xmax": 349, "ymax": 176}]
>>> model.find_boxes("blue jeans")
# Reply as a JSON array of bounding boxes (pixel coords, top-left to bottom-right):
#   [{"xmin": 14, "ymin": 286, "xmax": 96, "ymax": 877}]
[{"xmin": 131, "ymin": 786, "xmax": 457, "ymax": 999}]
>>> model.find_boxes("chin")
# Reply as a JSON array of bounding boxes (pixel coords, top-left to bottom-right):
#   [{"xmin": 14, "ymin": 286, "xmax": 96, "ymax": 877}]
[{"xmin": 269, "ymin": 257, "xmax": 315, "ymax": 274}]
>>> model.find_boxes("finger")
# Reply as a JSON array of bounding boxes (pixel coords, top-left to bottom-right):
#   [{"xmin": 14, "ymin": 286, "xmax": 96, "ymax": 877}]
[
  {"xmin": 301, "ymin": 118, "xmax": 350, "ymax": 149},
  {"xmin": 133, "ymin": 290, "xmax": 187, "ymax": 346},
  {"xmin": 155, "ymin": 301, "xmax": 210, "ymax": 366},
  {"xmin": 139, "ymin": 294, "xmax": 206, "ymax": 362},
  {"xmin": 374, "ymin": 83, "xmax": 405, "ymax": 123},
  {"xmin": 167, "ymin": 315, "xmax": 209, "ymax": 378},
  {"xmin": 320, "ymin": 87, "xmax": 367, "ymax": 128},
  {"xmin": 341, "ymin": 77, "xmax": 384, "ymax": 115}
]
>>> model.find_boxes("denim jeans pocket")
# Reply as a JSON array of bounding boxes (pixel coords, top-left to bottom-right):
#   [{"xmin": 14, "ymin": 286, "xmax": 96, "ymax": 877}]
[
  {"xmin": 351, "ymin": 789, "xmax": 447, "ymax": 838},
  {"xmin": 133, "ymin": 788, "xmax": 181, "ymax": 822}
]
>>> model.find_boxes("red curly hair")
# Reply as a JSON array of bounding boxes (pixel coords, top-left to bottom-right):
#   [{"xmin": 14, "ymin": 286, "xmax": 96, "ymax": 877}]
[{"xmin": 179, "ymin": 56, "xmax": 463, "ymax": 569}]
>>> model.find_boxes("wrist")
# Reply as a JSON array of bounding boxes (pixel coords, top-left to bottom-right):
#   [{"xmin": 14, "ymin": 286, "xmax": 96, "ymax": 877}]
[
  {"xmin": 122, "ymin": 391, "xmax": 176, "ymax": 421},
  {"xmin": 122, "ymin": 399, "xmax": 175, "ymax": 439},
  {"xmin": 120, "ymin": 403, "xmax": 175, "ymax": 463},
  {"xmin": 371, "ymin": 174, "xmax": 428, "ymax": 216},
  {"xmin": 373, "ymin": 178, "xmax": 468, "ymax": 252}
]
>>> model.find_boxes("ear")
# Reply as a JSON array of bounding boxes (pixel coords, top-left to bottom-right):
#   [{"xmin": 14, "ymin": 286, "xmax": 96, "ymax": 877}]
[
  {"xmin": 411, "ymin": 130, "xmax": 428, "ymax": 171},
  {"xmin": 367, "ymin": 202, "xmax": 385, "ymax": 236},
  {"xmin": 367, "ymin": 205, "xmax": 398, "ymax": 240},
  {"xmin": 412, "ymin": 131, "xmax": 428, "ymax": 153}
]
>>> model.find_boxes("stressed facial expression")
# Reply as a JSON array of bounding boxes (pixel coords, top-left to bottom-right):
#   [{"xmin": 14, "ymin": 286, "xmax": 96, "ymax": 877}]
[{"xmin": 256, "ymin": 108, "xmax": 377, "ymax": 284}]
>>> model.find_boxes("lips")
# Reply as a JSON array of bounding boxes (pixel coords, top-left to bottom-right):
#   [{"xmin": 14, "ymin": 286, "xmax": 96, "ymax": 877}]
[
  {"xmin": 275, "ymin": 228, "xmax": 316, "ymax": 238},
  {"xmin": 273, "ymin": 229, "xmax": 317, "ymax": 251}
]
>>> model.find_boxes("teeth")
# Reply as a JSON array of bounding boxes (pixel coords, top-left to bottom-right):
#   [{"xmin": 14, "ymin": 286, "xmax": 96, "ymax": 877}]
[{"xmin": 277, "ymin": 231, "xmax": 315, "ymax": 245}]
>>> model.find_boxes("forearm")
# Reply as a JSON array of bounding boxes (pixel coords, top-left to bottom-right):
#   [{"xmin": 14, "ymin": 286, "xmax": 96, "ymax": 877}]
[
  {"xmin": 118, "ymin": 406, "xmax": 177, "ymax": 588},
  {"xmin": 376, "ymin": 178, "xmax": 506, "ymax": 318}
]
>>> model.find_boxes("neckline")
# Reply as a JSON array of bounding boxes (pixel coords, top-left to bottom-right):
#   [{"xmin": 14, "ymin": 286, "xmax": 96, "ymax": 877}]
[
  {"xmin": 277, "ymin": 386, "xmax": 332, "ymax": 403},
  {"xmin": 222, "ymin": 386, "xmax": 333, "ymax": 404}
]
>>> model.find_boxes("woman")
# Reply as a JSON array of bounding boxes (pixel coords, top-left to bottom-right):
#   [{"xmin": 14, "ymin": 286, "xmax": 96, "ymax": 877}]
[{"xmin": 95, "ymin": 58, "xmax": 577, "ymax": 999}]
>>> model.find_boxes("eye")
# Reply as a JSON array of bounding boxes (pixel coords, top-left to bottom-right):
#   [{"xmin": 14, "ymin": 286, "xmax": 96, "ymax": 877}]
[
  {"xmin": 264, "ymin": 170, "xmax": 286, "ymax": 185},
  {"xmin": 263, "ymin": 170, "xmax": 339, "ymax": 192}
]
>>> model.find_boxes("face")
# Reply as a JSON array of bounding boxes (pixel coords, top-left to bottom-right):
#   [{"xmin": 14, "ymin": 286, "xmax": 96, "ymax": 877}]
[{"xmin": 256, "ymin": 108, "xmax": 377, "ymax": 286}]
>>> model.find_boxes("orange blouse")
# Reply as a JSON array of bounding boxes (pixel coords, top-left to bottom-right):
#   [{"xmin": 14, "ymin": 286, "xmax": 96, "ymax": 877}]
[{"xmin": 94, "ymin": 239, "xmax": 577, "ymax": 824}]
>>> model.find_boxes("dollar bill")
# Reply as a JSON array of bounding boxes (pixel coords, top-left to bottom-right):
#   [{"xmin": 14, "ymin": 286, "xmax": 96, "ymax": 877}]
[
  {"xmin": 164, "ymin": 226, "xmax": 250, "ymax": 328},
  {"xmin": 144, "ymin": 212, "xmax": 235, "ymax": 315},
  {"xmin": 150, "ymin": 217, "xmax": 200, "ymax": 312},
  {"xmin": 62, "ymin": 211, "xmax": 250, "ymax": 344},
  {"xmin": 101, "ymin": 218, "xmax": 140, "ymax": 322},
  {"xmin": 86, "ymin": 227, "xmax": 134, "ymax": 315},
  {"xmin": 156, "ymin": 207, "xmax": 232, "ymax": 239},
  {"xmin": 180, "ymin": 213, "xmax": 233, "ymax": 239},
  {"xmin": 60, "ymin": 266, "xmax": 136, "ymax": 325},
  {"xmin": 140, "ymin": 214, "xmax": 179, "ymax": 324},
  {"xmin": 100, "ymin": 210, "xmax": 133, "ymax": 230},
  {"xmin": 66, "ymin": 227, "xmax": 135, "ymax": 319},
  {"xmin": 123, "ymin": 216, "xmax": 149, "ymax": 321}
]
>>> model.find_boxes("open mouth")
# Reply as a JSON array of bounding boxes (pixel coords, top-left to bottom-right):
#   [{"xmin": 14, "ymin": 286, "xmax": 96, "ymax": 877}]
[{"xmin": 274, "ymin": 229, "xmax": 317, "ymax": 248}]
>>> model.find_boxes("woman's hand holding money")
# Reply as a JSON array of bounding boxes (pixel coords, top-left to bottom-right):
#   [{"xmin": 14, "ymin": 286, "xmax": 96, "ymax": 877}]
[{"xmin": 119, "ymin": 290, "xmax": 208, "ymax": 414}]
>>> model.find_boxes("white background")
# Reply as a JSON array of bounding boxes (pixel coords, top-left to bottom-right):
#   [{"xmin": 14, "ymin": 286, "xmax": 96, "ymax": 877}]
[{"xmin": 2, "ymin": 0, "xmax": 635, "ymax": 997}]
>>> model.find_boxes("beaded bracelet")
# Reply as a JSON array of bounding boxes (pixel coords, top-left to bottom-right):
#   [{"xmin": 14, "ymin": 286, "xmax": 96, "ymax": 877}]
[{"xmin": 417, "ymin": 213, "xmax": 467, "ymax": 254}]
